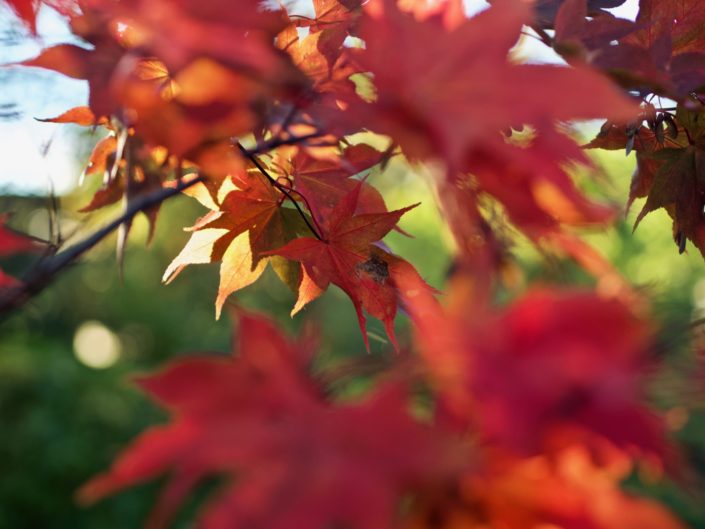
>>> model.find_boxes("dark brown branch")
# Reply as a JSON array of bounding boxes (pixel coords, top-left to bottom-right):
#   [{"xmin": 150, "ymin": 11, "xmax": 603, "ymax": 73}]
[
  {"xmin": 528, "ymin": 25, "xmax": 554, "ymax": 48},
  {"xmin": 245, "ymin": 132, "xmax": 328, "ymax": 155},
  {"xmin": 0, "ymin": 175, "xmax": 204, "ymax": 319}
]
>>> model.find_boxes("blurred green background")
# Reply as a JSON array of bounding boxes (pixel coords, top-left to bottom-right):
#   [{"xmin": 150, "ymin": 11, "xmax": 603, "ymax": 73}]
[{"xmin": 1, "ymin": 130, "xmax": 705, "ymax": 527}]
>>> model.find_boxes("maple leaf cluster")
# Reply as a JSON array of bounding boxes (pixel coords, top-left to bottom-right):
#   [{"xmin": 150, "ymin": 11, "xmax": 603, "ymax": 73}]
[
  {"xmin": 78, "ymin": 302, "xmax": 685, "ymax": 529},
  {"xmin": 544, "ymin": 0, "xmax": 705, "ymax": 255},
  {"xmin": 8, "ymin": 0, "xmax": 640, "ymax": 328},
  {"xmin": 2, "ymin": 0, "xmax": 705, "ymax": 527}
]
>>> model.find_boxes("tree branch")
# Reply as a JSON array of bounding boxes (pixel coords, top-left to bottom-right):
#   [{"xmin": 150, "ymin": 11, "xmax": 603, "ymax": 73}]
[
  {"xmin": 1, "ymin": 128, "xmax": 328, "ymax": 319},
  {"xmin": 247, "ymin": 132, "xmax": 328, "ymax": 155},
  {"xmin": 0, "ymin": 174, "xmax": 204, "ymax": 319},
  {"xmin": 528, "ymin": 25, "xmax": 554, "ymax": 48}
]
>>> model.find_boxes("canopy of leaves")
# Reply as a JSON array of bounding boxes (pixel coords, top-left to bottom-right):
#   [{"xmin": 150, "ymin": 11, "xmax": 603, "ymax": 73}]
[{"xmin": 3, "ymin": 0, "xmax": 705, "ymax": 528}]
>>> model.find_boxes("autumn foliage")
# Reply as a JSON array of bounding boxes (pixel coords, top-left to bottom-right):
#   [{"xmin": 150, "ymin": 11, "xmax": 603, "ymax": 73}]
[{"xmin": 3, "ymin": 0, "xmax": 705, "ymax": 527}]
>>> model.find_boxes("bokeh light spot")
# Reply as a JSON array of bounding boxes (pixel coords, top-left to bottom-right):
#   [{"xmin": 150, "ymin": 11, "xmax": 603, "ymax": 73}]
[{"xmin": 73, "ymin": 321, "xmax": 122, "ymax": 369}]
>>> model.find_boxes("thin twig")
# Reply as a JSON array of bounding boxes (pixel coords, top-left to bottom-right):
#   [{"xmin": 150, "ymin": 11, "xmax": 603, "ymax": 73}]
[
  {"xmin": 246, "ymin": 132, "xmax": 327, "ymax": 155},
  {"xmin": 688, "ymin": 317, "xmax": 705, "ymax": 330},
  {"xmin": 236, "ymin": 143, "xmax": 324, "ymax": 240},
  {"xmin": 520, "ymin": 30, "xmax": 551, "ymax": 45},
  {"xmin": 0, "ymin": 175, "xmax": 204, "ymax": 319},
  {"xmin": 528, "ymin": 25, "xmax": 554, "ymax": 48},
  {"xmin": 276, "ymin": 182, "xmax": 324, "ymax": 229},
  {"xmin": 278, "ymin": 104, "xmax": 299, "ymax": 134}
]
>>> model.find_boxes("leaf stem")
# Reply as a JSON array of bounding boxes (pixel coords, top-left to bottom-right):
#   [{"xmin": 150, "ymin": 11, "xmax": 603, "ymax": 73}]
[{"xmin": 236, "ymin": 143, "xmax": 324, "ymax": 240}]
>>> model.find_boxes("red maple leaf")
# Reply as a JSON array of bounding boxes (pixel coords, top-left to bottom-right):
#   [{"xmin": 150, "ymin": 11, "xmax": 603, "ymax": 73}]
[
  {"xmin": 37, "ymin": 105, "xmax": 105, "ymax": 126},
  {"xmin": 533, "ymin": 0, "xmax": 628, "ymax": 28},
  {"xmin": 275, "ymin": 143, "xmax": 387, "ymax": 222},
  {"xmin": 4, "ymin": 0, "xmax": 38, "ymax": 33},
  {"xmin": 18, "ymin": 6, "xmax": 306, "ymax": 161},
  {"xmin": 467, "ymin": 290, "xmax": 668, "ymax": 459},
  {"xmin": 408, "ymin": 443, "xmax": 687, "ymax": 529},
  {"xmin": 268, "ymin": 181, "xmax": 418, "ymax": 350},
  {"xmin": 584, "ymin": 104, "xmax": 705, "ymax": 256},
  {"xmin": 278, "ymin": 21, "xmax": 359, "ymax": 96},
  {"xmin": 465, "ymin": 129, "xmax": 616, "ymax": 239},
  {"xmin": 19, "ymin": 10, "xmax": 128, "ymax": 119},
  {"xmin": 333, "ymin": 0, "xmax": 638, "ymax": 275},
  {"xmin": 294, "ymin": 0, "xmax": 364, "ymax": 34},
  {"xmin": 164, "ymin": 170, "xmax": 311, "ymax": 317},
  {"xmin": 551, "ymin": 0, "xmax": 637, "ymax": 60},
  {"xmin": 589, "ymin": 0, "xmax": 705, "ymax": 98},
  {"xmin": 397, "ymin": 269, "xmax": 669, "ymax": 461},
  {"xmin": 350, "ymin": 0, "xmax": 636, "ymax": 167},
  {"xmin": 585, "ymin": 116, "xmax": 685, "ymax": 211},
  {"xmin": 102, "ymin": 0, "xmax": 291, "ymax": 74},
  {"xmin": 78, "ymin": 312, "xmax": 460, "ymax": 529},
  {"xmin": 3, "ymin": 0, "xmax": 80, "ymax": 31}
]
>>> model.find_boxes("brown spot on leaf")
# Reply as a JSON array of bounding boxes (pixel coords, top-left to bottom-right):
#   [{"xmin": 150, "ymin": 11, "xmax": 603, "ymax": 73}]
[{"xmin": 356, "ymin": 254, "xmax": 389, "ymax": 284}]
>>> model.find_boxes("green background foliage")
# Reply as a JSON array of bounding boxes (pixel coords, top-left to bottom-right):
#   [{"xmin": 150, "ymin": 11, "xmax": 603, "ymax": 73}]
[{"xmin": 1, "ymin": 141, "xmax": 705, "ymax": 528}]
